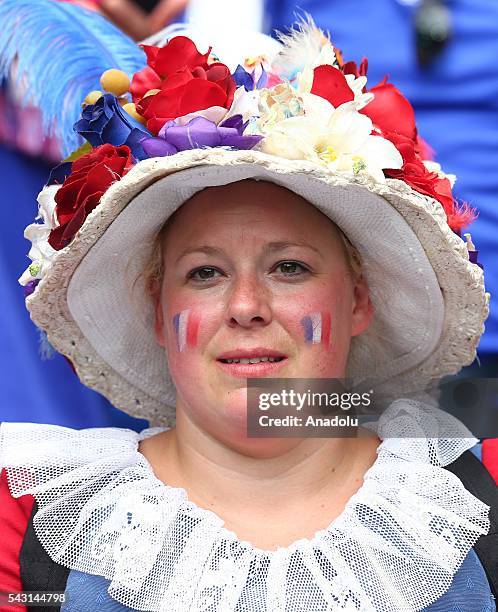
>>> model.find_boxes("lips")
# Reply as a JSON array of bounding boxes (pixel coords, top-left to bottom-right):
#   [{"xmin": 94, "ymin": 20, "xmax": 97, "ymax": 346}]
[
  {"xmin": 217, "ymin": 348, "xmax": 286, "ymax": 363},
  {"xmin": 221, "ymin": 356, "xmax": 283, "ymax": 364},
  {"xmin": 216, "ymin": 348, "xmax": 287, "ymax": 377}
]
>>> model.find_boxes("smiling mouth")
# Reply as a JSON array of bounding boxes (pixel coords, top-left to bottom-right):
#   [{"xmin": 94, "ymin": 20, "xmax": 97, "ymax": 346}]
[{"xmin": 219, "ymin": 356, "xmax": 285, "ymax": 364}]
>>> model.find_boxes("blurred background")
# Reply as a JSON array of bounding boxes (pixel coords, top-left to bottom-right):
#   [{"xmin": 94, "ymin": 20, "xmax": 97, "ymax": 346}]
[{"xmin": 1, "ymin": 0, "xmax": 496, "ymax": 429}]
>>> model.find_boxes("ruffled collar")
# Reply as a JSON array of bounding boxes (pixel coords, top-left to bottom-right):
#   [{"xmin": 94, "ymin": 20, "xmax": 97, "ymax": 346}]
[{"xmin": 0, "ymin": 399, "xmax": 490, "ymax": 612}]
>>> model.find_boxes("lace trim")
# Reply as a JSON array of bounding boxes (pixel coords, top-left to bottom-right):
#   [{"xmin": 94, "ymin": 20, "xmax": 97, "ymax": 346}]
[{"xmin": 0, "ymin": 400, "xmax": 490, "ymax": 612}]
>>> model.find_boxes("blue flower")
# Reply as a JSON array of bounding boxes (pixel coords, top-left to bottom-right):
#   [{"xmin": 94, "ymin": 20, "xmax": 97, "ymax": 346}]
[
  {"xmin": 233, "ymin": 65, "xmax": 268, "ymax": 91},
  {"xmin": 74, "ymin": 93, "xmax": 151, "ymax": 160}
]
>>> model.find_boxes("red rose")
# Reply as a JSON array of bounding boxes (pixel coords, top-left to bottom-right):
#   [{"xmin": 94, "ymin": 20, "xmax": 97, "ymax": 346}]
[
  {"xmin": 130, "ymin": 66, "xmax": 162, "ymax": 101},
  {"xmin": 383, "ymin": 131, "xmax": 476, "ymax": 231},
  {"xmin": 130, "ymin": 38, "xmax": 211, "ymax": 100},
  {"xmin": 139, "ymin": 63, "xmax": 236, "ymax": 134},
  {"xmin": 143, "ymin": 38, "xmax": 211, "ymax": 78},
  {"xmin": 48, "ymin": 144, "xmax": 133, "ymax": 250},
  {"xmin": 131, "ymin": 37, "xmax": 236, "ymax": 135},
  {"xmin": 311, "ymin": 65, "xmax": 355, "ymax": 107},
  {"xmin": 361, "ymin": 78, "xmax": 417, "ymax": 140}
]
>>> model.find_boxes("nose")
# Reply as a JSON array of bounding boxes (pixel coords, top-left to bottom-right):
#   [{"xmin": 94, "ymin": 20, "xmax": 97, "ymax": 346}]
[{"xmin": 225, "ymin": 273, "xmax": 272, "ymax": 329}]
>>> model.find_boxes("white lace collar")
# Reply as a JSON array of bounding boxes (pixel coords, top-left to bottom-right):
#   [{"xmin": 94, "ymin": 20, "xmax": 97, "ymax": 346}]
[{"xmin": 0, "ymin": 399, "xmax": 490, "ymax": 612}]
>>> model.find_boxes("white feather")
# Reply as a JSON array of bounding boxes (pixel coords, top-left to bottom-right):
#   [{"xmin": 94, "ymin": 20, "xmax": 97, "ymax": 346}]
[{"xmin": 271, "ymin": 14, "xmax": 337, "ymax": 78}]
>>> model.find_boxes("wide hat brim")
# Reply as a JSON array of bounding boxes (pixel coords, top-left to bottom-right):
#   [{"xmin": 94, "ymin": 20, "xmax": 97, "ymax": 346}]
[{"xmin": 27, "ymin": 149, "xmax": 488, "ymax": 427}]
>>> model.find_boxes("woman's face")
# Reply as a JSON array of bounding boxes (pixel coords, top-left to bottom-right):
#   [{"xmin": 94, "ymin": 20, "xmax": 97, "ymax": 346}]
[{"xmin": 154, "ymin": 180, "xmax": 373, "ymax": 451}]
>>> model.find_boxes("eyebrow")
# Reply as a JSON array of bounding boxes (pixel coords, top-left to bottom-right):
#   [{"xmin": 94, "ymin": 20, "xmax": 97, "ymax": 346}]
[
  {"xmin": 175, "ymin": 241, "xmax": 323, "ymax": 264},
  {"xmin": 263, "ymin": 241, "xmax": 323, "ymax": 258},
  {"xmin": 175, "ymin": 245, "xmax": 224, "ymax": 264}
]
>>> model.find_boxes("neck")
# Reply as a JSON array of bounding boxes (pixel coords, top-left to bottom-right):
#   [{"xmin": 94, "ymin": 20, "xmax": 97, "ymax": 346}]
[{"xmin": 140, "ymin": 406, "xmax": 380, "ymax": 517}]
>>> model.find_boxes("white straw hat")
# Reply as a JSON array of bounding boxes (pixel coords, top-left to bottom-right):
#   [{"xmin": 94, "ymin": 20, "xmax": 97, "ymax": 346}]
[{"xmin": 25, "ymin": 148, "xmax": 487, "ymax": 426}]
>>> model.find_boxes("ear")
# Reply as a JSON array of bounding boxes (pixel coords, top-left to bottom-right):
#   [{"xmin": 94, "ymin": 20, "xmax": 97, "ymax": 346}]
[
  {"xmin": 152, "ymin": 281, "xmax": 166, "ymax": 347},
  {"xmin": 351, "ymin": 275, "xmax": 374, "ymax": 337}
]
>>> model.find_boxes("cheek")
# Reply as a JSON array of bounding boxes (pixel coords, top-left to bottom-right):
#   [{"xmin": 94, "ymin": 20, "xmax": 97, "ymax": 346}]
[
  {"xmin": 162, "ymin": 296, "xmax": 224, "ymax": 367},
  {"xmin": 165, "ymin": 307, "xmax": 207, "ymax": 400},
  {"xmin": 280, "ymin": 288, "xmax": 345, "ymax": 349},
  {"xmin": 300, "ymin": 311, "xmax": 332, "ymax": 347},
  {"xmin": 170, "ymin": 309, "xmax": 201, "ymax": 352},
  {"xmin": 278, "ymin": 289, "xmax": 352, "ymax": 376}
]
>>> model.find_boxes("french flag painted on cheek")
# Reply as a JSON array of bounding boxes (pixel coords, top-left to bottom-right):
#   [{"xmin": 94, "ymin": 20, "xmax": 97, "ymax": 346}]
[
  {"xmin": 301, "ymin": 312, "xmax": 331, "ymax": 346},
  {"xmin": 172, "ymin": 310, "xmax": 200, "ymax": 351}
]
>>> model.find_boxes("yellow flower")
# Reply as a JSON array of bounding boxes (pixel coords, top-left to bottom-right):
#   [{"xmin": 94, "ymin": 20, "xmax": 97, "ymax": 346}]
[{"xmin": 316, "ymin": 144, "xmax": 338, "ymax": 163}]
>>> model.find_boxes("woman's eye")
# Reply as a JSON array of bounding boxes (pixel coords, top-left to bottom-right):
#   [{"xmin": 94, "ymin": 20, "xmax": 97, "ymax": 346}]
[
  {"xmin": 274, "ymin": 261, "xmax": 309, "ymax": 276},
  {"xmin": 188, "ymin": 267, "xmax": 222, "ymax": 281}
]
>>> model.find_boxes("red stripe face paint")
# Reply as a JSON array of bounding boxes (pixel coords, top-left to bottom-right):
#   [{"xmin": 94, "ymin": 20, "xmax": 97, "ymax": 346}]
[{"xmin": 186, "ymin": 312, "xmax": 200, "ymax": 348}]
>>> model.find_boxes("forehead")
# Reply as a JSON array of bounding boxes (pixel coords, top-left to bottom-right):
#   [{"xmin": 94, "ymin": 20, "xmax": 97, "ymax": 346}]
[{"xmin": 163, "ymin": 179, "xmax": 340, "ymax": 245}]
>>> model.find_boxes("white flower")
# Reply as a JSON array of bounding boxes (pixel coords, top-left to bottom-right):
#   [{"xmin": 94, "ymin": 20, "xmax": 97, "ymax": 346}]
[
  {"xmin": 18, "ymin": 184, "xmax": 60, "ymax": 286},
  {"xmin": 36, "ymin": 184, "xmax": 59, "ymax": 227},
  {"xmin": 223, "ymin": 86, "xmax": 260, "ymax": 124},
  {"xmin": 257, "ymin": 99, "xmax": 403, "ymax": 183},
  {"xmin": 344, "ymin": 74, "xmax": 374, "ymax": 110}
]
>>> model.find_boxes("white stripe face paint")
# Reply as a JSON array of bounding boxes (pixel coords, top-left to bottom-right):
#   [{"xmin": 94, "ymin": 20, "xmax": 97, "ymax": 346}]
[{"xmin": 311, "ymin": 312, "xmax": 322, "ymax": 344}]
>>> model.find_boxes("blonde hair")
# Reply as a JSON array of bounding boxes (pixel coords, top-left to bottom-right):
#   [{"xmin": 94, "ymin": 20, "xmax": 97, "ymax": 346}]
[
  {"xmin": 142, "ymin": 218, "xmax": 364, "ymax": 300},
  {"xmin": 143, "ymin": 221, "xmax": 169, "ymax": 300},
  {"xmin": 338, "ymin": 229, "xmax": 363, "ymax": 283}
]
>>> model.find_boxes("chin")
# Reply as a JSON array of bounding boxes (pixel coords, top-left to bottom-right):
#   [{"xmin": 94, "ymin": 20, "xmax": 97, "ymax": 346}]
[{"xmin": 223, "ymin": 433, "xmax": 303, "ymax": 459}]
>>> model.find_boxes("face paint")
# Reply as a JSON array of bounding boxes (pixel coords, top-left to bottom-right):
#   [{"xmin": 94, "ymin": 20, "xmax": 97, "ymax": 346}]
[
  {"xmin": 172, "ymin": 310, "xmax": 200, "ymax": 351},
  {"xmin": 301, "ymin": 311, "xmax": 331, "ymax": 346}
]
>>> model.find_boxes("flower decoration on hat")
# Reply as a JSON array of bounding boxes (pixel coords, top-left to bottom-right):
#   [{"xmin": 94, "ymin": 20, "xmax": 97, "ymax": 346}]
[
  {"xmin": 130, "ymin": 37, "xmax": 238, "ymax": 134},
  {"xmin": 14, "ymin": 15, "xmax": 480, "ymax": 289}
]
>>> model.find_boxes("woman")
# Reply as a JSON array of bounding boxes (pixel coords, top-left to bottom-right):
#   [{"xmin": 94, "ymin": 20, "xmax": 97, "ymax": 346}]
[
  {"xmin": 139, "ymin": 178, "xmax": 379, "ymax": 546},
  {"xmin": 0, "ymin": 5, "xmax": 497, "ymax": 611}
]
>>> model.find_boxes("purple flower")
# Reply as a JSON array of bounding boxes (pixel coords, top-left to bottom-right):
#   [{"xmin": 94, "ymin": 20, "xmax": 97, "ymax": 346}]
[
  {"xmin": 23, "ymin": 279, "xmax": 40, "ymax": 298},
  {"xmin": 233, "ymin": 65, "xmax": 268, "ymax": 91},
  {"xmin": 140, "ymin": 115, "xmax": 262, "ymax": 157},
  {"xmin": 74, "ymin": 93, "xmax": 151, "ymax": 161},
  {"xmin": 468, "ymin": 249, "xmax": 484, "ymax": 270}
]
